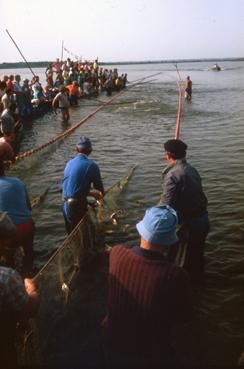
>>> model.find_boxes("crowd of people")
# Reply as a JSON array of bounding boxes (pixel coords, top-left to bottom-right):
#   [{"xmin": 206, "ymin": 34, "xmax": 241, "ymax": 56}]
[
  {"xmin": 0, "ymin": 58, "xmax": 128, "ymax": 148},
  {"xmin": 0, "ymin": 55, "xmax": 210, "ymax": 367},
  {"xmin": 0, "ymin": 129, "xmax": 210, "ymax": 367},
  {"xmin": 0, "ymin": 58, "xmax": 127, "ymax": 122}
]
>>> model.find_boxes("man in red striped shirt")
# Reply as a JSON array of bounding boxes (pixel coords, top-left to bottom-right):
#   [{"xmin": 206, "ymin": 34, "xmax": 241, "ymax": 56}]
[{"xmin": 102, "ymin": 205, "xmax": 192, "ymax": 368}]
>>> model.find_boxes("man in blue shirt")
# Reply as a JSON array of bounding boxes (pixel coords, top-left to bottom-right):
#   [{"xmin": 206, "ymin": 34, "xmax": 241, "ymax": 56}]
[
  {"xmin": 0, "ymin": 159, "xmax": 34, "ymax": 276},
  {"xmin": 62, "ymin": 136, "xmax": 104, "ymax": 233}
]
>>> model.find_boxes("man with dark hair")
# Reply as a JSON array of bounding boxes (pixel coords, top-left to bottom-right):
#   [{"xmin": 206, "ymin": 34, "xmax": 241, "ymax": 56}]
[
  {"xmin": 0, "ymin": 211, "xmax": 39, "ymax": 368},
  {"xmin": 162, "ymin": 139, "xmax": 209, "ymax": 282},
  {"xmin": 62, "ymin": 136, "xmax": 104, "ymax": 233},
  {"xmin": 102, "ymin": 205, "xmax": 192, "ymax": 368}
]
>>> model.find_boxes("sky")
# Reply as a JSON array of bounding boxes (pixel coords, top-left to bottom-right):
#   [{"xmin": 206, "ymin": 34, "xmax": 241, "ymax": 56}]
[{"xmin": 1, "ymin": 0, "xmax": 244, "ymax": 63}]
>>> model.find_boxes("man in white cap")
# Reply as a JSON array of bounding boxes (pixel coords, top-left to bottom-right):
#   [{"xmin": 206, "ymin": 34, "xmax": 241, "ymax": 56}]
[
  {"xmin": 101, "ymin": 205, "xmax": 192, "ymax": 368},
  {"xmin": 0, "ymin": 211, "xmax": 39, "ymax": 368},
  {"xmin": 62, "ymin": 136, "xmax": 104, "ymax": 233}
]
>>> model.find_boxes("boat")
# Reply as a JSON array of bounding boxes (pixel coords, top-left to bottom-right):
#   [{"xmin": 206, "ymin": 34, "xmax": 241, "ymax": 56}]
[
  {"xmin": 211, "ymin": 63, "xmax": 221, "ymax": 71},
  {"xmin": 20, "ymin": 100, "xmax": 53, "ymax": 122}
]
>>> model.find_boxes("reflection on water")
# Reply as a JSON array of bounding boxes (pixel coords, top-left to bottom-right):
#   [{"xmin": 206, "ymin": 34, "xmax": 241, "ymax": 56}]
[{"xmin": 7, "ymin": 60, "xmax": 244, "ymax": 366}]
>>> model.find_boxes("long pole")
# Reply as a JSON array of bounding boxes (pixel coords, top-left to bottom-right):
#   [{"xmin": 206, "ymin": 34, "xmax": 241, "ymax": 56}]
[
  {"xmin": 174, "ymin": 62, "xmax": 181, "ymax": 82},
  {"xmin": 61, "ymin": 40, "xmax": 64, "ymax": 62},
  {"xmin": 6, "ymin": 29, "xmax": 35, "ymax": 76}
]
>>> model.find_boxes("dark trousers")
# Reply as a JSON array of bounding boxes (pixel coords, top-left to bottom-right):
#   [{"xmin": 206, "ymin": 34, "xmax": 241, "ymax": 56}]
[
  {"xmin": 168, "ymin": 213, "xmax": 209, "ymax": 283},
  {"xmin": 63, "ymin": 198, "xmax": 87, "ymax": 234},
  {"xmin": 181, "ymin": 213, "xmax": 210, "ymax": 282},
  {"xmin": 0, "ymin": 318, "xmax": 17, "ymax": 369},
  {"xmin": 69, "ymin": 95, "xmax": 78, "ymax": 105}
]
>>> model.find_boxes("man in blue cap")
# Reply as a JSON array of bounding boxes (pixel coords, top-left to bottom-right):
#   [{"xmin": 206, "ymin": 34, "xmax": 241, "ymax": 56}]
[
  {"xmin": 101, "ymin": 205, "xmax": 192, "ymax": 368},
  {"xmin": 62, "ymin": 136, "xmax": 104, "ymax": 233},
  {"xmin": 162, "ymin": 139, "xmax": 209, "ymax": 282}
]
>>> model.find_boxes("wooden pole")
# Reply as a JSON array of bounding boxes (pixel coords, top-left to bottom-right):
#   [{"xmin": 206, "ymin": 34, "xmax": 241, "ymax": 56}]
[
  {"xmin": 61, "ymin": 40, "xmax": 64, "ymax": 62},
  {"xmin": 6, "ymin": 29, "xmax": 35, "ymax": 76}
]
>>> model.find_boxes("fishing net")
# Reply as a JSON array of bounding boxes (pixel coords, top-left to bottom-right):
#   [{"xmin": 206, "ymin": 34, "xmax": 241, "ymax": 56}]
[{"xmin": 16, "ymin": 166, "xmax": 136, "ymax": 366}]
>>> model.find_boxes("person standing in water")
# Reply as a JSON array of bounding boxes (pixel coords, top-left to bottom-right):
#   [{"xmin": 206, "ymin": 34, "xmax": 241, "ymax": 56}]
[
  {"xmin": 184, "ymin": 76, "xmax": 192, "ymax": 100},
  {"xmin": 52, "ymin": 85, "xmax": 70, "ymax": 121},
  {"xmin": 62, "ymin": 136, "xmax": 104, "ymax": 234},
  {"xmin": 162, "ymin": 139, "xmax": 209, "ymax": 283},
  {"xmin": 101, "ymin": 205, "xmax": 192, "ymax": 368}
]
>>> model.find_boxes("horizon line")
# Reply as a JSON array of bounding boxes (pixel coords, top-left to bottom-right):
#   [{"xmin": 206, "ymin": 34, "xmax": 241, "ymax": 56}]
[{"xmin": 0, "ymin": 56, "xmax": 243, "ymax": 67}]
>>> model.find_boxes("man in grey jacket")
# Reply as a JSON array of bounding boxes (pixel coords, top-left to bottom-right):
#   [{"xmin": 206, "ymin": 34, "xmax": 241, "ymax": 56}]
[{"xmin": 162, "ymin": 139, "xmax": 209, "ymax": 283}]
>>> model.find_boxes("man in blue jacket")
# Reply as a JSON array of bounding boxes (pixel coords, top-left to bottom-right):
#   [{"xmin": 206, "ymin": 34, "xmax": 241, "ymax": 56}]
[{"xmin": 62, "ymin": 136, "xmax": 104, "ymax": 234}]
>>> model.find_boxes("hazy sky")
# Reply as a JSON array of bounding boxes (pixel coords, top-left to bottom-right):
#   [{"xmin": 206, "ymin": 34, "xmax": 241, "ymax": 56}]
[{"xmin": 1, "ymin": 0, "xmax": 244, "ymax": 63}]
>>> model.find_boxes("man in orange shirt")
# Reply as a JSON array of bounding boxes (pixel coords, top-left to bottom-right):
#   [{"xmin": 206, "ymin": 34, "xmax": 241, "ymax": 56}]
[{"xmin": 66, "ymin": 81, "xmax": 80, "ymax": 105}]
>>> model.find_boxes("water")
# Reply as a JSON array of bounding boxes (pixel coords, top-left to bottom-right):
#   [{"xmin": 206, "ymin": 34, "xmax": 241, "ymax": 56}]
[{"xmin": 4, "ymin": 60, "xmax": 244, "ymax": 366}]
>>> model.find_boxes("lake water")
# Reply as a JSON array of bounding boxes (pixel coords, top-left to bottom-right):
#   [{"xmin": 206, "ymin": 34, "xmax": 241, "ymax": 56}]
[{"xmin": 3, "ymin": 60, "xmax": 244, "ymax": 366}]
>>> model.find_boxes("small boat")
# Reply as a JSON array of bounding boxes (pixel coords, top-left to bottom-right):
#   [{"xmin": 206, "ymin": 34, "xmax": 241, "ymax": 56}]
[
  {"xmin": 211, "ymin": 63, "xmax": 221, "ymax": 71},
  {"xmin": 20, "ymin": 100, "xmax": 53, "ymax": 122}
]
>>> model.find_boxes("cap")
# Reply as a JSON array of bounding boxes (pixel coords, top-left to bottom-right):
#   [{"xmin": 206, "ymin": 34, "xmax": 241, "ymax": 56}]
[
  {"xmin": 0, "ymin": 212, "xmax": 16, "ymax": 237},
  {"xmin": 164, "ymin": 139, "xmax": 187, "ymax": 158},
  {"xmin": 76, "ymin": 136, "xmax": 92, "ymax": 151},
  {"xmin": 136, "ymin": 205, "xmax": 178, "ymax": 246}
]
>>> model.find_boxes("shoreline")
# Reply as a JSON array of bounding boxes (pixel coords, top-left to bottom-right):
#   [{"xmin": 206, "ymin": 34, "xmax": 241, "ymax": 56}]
[{"xmin": 0, "ymin": 57, "xmax": 244, "ymax": 69}]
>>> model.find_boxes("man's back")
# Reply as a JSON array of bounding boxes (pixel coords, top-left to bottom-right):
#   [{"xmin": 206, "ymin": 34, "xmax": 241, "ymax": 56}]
[
  {"xmin": 62, "ymin": 154, "xmax": 102, "ymax": 199},
  {"xmin": 0, "ymin": 176, "xmax": 31, "ymax": 224},
  {"xmin": 163, "ymin": 159, "xmax": 207, "ymax": 220},
  {"xmin": 103, "ymin": 245, "xmax": 192, "ymax": 355}
]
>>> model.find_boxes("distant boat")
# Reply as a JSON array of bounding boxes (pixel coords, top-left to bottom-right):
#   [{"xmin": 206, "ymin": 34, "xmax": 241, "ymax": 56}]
[{"xmin": 211, "ymin": 63, "xmax": 221, "ymax": 71}]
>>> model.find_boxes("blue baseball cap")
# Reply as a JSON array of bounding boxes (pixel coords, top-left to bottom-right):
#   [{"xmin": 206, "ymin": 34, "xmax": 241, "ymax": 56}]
[
  {"xmin": 136, "ymin": 205, "xmax": 178, "ymax": 246},
  {"xmin": 76, "ymin": 136, "xmax": 92, "ymax": 151}
]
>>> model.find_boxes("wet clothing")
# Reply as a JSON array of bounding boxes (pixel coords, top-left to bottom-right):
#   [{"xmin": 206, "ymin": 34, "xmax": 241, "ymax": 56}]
[
  {"xmin": 102, "ymin": 245, "xmax": 192, "ymax": 366},
  {"xmin": 62, "ymin": 153, "xmax": 104, "ymax": 233},
  {"xmin": 162, "ymin": 159, "xmax": 209, "ymax": 281}
]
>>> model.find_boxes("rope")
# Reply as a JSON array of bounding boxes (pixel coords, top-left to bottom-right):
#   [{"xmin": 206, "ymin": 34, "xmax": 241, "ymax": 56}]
[
  {"xmin": 174, "ymin": 79, "xmax": 183, "ymax": 140},
  {"xmin": 32, "ymin": 212, "xmax": 89, "ymax": 282}
]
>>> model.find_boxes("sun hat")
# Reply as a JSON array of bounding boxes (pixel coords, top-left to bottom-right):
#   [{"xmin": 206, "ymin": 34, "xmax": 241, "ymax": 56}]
[
  {"xmin": 136, "ymin": 205, "xmax": 178, "ymax": 246},
  {"xmin": 0, "ymin": 212, "xmax": 16, "ymax": 237},
  {"xmin": 76, "ymin": 136, "xmax": 92, "ymax": 151}
]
